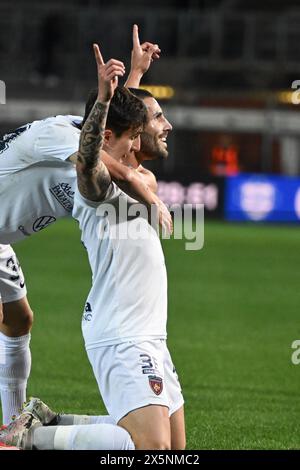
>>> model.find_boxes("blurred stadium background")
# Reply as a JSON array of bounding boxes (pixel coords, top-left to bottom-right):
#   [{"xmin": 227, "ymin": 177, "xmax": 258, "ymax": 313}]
[{"xmin": 1, "ymin": 0, "xmax": 300, "ymax": 449}]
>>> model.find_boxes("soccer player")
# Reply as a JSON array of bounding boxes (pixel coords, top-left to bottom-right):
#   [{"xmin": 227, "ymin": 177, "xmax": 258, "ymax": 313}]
[
  {"xmin": 67, "ymin": 32, "xmax": 185, "ymax": 449},
  {"xmin": 74, "ymin": 45, "xmax": 185, "ymax": 450},
  {"xmin": 0, "ymin": 45, "xmax": 170, "ymax": 426},
  {"xmin": 0, "ymin": 110, "xmax": 83, "ymax": 424}
]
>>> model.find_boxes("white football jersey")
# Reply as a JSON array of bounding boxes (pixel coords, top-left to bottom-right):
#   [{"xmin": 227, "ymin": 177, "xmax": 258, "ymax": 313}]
[
  {"xmin": 0, "ymin": 115, "xmax": 81, "ymax": 243},
  {"xmin": 73, "ymin": 184, "xmax": 168, "ymax": 347}
]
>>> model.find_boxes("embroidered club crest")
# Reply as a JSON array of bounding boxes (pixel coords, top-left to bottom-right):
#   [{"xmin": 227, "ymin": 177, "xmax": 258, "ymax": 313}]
[{"xmin": 149, "ymin": 376, "xmax": 163, "ymax": 396}]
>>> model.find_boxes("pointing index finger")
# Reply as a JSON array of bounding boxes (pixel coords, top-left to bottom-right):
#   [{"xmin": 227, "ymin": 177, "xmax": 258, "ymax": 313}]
[
  {"xmin": 93, "ymin": 43, "xmax": 105, "ymax": 66},
  {"xmin": 132, "ymin": 24, "xmax": 140, "ymax": 49}
]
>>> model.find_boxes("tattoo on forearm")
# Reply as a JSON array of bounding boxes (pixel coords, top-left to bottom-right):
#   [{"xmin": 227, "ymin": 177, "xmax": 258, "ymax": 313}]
[
  {"xmin": 77, "ymin": 160, "xmax": 112, "ymax": 201},
  {"xmin": 78, "ymin": 101, "xmax": 109, "ymax": 172}
]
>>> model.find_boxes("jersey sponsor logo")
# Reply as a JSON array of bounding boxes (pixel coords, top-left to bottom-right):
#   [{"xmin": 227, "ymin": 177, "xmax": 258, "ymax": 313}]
[
  {"xmin": 148, "ymin": 376, "xmax": 163, "ymax": 396},
  {"xmin": 50, "ymin": 183, "xmax": 74, "ymax": 213},
  {"xmin": 33, "ymin": 216, "xmax": 56, "ymax": 232},
  {"xmin": 82, "ymin": 302, "xmax": 92, "ymax": 321},
  {"xmin": 0, "ymin": 124, "xmax": 31, "ymax": 154}
]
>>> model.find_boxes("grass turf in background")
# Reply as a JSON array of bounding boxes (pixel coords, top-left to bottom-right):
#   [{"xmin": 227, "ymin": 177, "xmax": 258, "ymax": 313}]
[{"xmin": 1, "ymin": 219, "xmax": 299, "ymax": 449}]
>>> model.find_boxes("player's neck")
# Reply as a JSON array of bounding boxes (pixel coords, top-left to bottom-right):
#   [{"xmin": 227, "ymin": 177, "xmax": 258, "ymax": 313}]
[
  {"xmin": 120, "ymin": 152, "xmax": 140, "ymax": 169},
  {"xmin": 133, "ymin": 151, "xmax": 148, "ymax": 165}
]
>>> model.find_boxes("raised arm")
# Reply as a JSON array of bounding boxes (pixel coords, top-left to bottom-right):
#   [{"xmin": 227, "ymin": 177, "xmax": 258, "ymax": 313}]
[
  {"xmin": 77, "ymin": 44, "xmax": 172, "ymax": 233},
  {"xmin": 76, "ymin": 44, "xmax": 125, "ymax": 201},
  {"xmin": 125, "ymin": 24, "xmax": 160, "ymax": 88}
]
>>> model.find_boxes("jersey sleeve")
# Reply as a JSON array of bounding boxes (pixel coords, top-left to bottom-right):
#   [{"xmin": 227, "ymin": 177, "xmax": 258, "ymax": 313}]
[
  {"xmin": 33, "ymin": 118, "xmax": 80, "ymax": 162},
  {"xmin": 74, "ymin": 182, "xmax": 122, "ymax": 209}
]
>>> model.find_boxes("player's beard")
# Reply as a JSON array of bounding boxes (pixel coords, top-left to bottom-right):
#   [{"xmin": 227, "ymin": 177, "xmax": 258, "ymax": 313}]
[{"xmin": 140, "ymin": 132, "xmax": 168, "ymax": 161}]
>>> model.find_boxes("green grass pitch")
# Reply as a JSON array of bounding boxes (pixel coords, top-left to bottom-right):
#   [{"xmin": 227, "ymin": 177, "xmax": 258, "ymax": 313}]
[{"xmin": 1, "ymin": 219, "xmax": 300, "ymax": 449}]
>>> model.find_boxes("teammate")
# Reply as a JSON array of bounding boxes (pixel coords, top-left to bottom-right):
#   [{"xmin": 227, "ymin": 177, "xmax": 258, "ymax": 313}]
[{"xmin": 0, "ymin": 107, "xmax": 86, "ymax": 423}]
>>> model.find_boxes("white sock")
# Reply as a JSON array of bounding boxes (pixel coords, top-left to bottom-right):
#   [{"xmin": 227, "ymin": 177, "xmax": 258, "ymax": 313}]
[
  {"xmin": 33, "ymin": 424, "xmax": 135, "ymax": 450},
  {"xmin": 0, "ymin": 332, "xmax": 31, "ymax": 424},
  {"xmin": 58, "ymin": 414, "xmax": 116, "ymax": 425}
]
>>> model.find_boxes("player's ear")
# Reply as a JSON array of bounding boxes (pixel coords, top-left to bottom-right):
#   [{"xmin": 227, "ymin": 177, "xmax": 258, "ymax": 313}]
[{"xmin": 104, "ymin": 129, "xmax": 113, "ymax": 144}]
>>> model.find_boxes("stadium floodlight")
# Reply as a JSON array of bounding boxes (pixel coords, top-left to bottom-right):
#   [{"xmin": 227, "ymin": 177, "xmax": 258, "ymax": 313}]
[{"xmin": 0, "ymin": 80, "xmax": 5, "ymax": 104}]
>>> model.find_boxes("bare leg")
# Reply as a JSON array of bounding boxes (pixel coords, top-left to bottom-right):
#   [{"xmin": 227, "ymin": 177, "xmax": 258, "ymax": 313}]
[
  {"xmin": 170, "ymin": 406, "xmax": 186, "ymax": 450},
  {"xmin": 118, "ymin": 404, "xmax": 171, "ymax": 450}
]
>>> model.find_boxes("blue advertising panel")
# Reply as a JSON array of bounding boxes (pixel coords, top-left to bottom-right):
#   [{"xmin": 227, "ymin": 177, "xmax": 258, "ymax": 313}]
[{"xmin": 225, "ymin": 174, "xmax": 300, "ymax": 222}]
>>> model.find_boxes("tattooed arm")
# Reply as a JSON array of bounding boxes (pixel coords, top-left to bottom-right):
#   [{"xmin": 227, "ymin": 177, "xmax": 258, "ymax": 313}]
[
  {"xmin": 76, "ymin": 44, "xmax": 125, "ymax": 201},
  {"xmin": 76, "ymin": 100, "xmax": 111, "ymax": 201}
]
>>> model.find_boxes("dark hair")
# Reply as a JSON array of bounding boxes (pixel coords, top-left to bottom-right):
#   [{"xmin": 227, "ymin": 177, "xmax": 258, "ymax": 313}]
[
  {"xmin": 128, "ymin": 87, "xmax": 154, "ymax": 99},
  {"xmin": 81, "ymin": 86, "xmax": 147, "ymax": 136}
]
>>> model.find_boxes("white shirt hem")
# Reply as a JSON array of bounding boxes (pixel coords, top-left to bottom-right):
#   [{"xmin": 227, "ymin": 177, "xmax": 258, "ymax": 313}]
[{"xmin": 84, "ymin": 334, "xmax": 167, "ymax": 350}]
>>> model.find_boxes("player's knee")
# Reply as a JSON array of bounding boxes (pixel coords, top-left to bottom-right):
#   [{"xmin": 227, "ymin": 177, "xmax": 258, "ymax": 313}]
[
  {"xmin": 20, "ymin": 307, "xmax": 33, "ymax": 330},
  {"xmin": 15, "ymin": 306, "xmax": 33, "ymax": 331},
  {"xmin": 1, "ymin": 299, "xmax": 34, "ymax": 335}
]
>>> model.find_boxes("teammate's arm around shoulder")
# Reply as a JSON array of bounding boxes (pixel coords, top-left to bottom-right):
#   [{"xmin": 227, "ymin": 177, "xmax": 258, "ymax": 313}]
[
  {"xmin": 76, "ymin": 44, "xmax": 125, "ymax": 201},
  {"xmin": 137, "ymin": 165, "xmax": 158, "ymax": 193}
]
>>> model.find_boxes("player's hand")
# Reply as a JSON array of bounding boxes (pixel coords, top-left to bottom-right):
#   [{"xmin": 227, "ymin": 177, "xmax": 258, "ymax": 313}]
[
  {"xmin": 93, "ymin": 43, "xmax": 126, "ymax": 103},
  {"xmin": 130, "ymin": 24, "xmax": 161, "ymax": 76},
  {"xmin": 155, "ymin": 198, "xmax": 173, "ymax": 236}
]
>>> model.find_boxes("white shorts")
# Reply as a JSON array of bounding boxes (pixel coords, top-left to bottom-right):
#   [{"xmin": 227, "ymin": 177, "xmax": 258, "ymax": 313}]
[
  {"xmin": 87, "ymin": 339, "xmax": 184, "ymax": 424},
  {"xmin": 0, "ymin": 245, "xmax": 27, "ymax": 304}
]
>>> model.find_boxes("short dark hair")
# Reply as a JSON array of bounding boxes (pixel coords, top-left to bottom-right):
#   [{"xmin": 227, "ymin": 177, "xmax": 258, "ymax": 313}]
[
  {"xmin": 81, "ymin": 86, "xmax": 147, "ymax": 137},
  {"xmin": 128, "ymin": 87, "xmax": 154, "ymax": 100}
]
